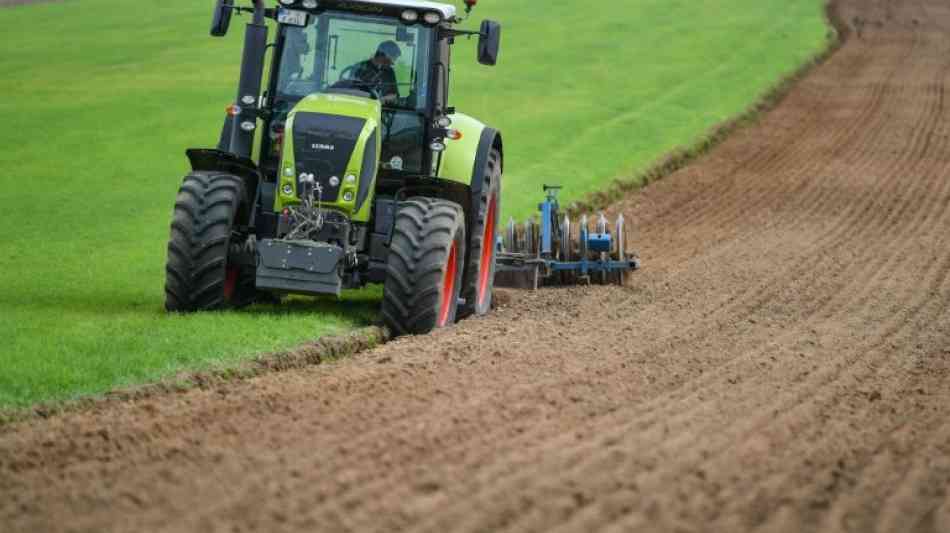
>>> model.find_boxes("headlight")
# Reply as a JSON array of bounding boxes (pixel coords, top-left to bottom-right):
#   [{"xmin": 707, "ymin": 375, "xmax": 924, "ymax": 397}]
[
  {"xmin": 423, "ymin": 11, "xmax": 442, "ymax": 24},
  {"xmin": 279, "ymin": 0, "xmax": 294, "ymax": 5},
  {"xmin": 401, "ymin": 9, "xmax": 419, "ymax": 22},
  {"xmin": 302, "ymin": 0, "xmax": 317, "ymax": 8}
]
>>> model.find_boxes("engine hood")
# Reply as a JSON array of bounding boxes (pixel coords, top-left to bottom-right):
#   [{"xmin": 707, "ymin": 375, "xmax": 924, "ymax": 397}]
[{"xmin": 276, "ymin": 93, "xmax": 382, "ymax": 222}]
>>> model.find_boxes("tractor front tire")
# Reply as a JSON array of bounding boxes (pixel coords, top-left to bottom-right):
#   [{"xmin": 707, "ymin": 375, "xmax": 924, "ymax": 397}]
[
  {"xmin": 459, "ymin": 149, "xmax": 501, "ymax": 319},
  {"xmin": 382, "ymin": 197, "xmax": 466, "ymax": 336},
  {"xmin": 164, "ymin": 171, "xmax": 255, "ymax": 312}
]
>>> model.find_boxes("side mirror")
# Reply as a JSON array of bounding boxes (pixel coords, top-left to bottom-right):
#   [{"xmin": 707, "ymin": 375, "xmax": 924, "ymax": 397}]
[
  {"xmin": 210, "ymin": 0, "xmax": 234, "ymax": 37},
  {"xmin": 478, "ymin": 20, "xmax": 501, "ymax": 66}
]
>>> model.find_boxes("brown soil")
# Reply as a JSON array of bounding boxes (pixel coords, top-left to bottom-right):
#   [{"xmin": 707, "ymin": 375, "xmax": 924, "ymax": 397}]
[{"xmin": 3, "ymin": 0, "xmax": 950, "ymax": 531}]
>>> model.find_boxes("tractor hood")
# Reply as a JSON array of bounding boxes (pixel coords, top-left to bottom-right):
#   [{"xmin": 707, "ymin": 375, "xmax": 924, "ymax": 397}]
[{"xmin": 276, "ymin": 93, "xmax": 381, "ymax": 222}]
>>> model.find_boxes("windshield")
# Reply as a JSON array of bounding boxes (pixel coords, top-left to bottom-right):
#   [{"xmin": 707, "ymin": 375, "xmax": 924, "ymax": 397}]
[{"xmin": 274, "ymin": 11, "xmax": 432, "ymax": 112}]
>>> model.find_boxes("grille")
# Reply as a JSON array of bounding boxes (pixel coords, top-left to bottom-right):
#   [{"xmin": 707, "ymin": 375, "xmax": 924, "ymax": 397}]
[{"xmin": 292, "ymin": 112, "xmax": 366, "ymax": 202}]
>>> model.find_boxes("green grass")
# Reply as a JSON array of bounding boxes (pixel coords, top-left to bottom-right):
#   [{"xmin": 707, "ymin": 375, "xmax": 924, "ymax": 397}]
[{"xmin": 0, "ymin": 0, "xmax": 830, "ymax": 408}]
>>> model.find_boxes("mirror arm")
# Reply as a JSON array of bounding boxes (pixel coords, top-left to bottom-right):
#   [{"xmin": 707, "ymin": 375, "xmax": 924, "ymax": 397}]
[
  {"xmin": 229, "ymin": 2, "xmax": 265, "ymax": 25},
  {"xmin": 441, "ymin": 28, "xmax": 482, "ymax": 39}
]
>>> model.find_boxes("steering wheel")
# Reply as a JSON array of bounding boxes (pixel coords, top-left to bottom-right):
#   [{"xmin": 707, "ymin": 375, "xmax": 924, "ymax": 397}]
[{"xmin": 331, "ymin": 65, "xmax": 382, "ymax": 100}]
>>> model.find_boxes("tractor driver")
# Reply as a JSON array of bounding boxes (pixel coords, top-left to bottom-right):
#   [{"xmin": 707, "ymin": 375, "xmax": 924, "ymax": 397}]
[{"xmin": 345, "ymin": 40, "xmax": 402, "ymax": 104}]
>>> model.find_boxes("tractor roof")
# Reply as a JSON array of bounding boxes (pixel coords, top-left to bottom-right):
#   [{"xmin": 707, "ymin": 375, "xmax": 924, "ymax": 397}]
[{"xmin": 325, "ymin": 0, "xmax": 457, "ymax": 19}]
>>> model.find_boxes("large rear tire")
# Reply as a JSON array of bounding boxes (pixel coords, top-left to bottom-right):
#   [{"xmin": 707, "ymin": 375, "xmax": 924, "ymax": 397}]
[
  {"xmin": 164, "ymin": 171, "xmax": 255, "ymax": 312},
  {"xmin": 382, "ymin": 197, "xmax": 466, "ymax": 336},
  {"xmin": 458, "ymin": 149, "xmax": 501, "ymax": 319}
]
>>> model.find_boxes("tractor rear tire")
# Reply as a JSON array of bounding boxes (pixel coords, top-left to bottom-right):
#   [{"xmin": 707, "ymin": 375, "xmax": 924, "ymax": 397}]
[
  {"xmin": 382, "ymin": 197, "xmax": 466, "ymax": 336},
  {"xmin": 458, "ymin": 149, "xmax": 501, "ymax": 319},
  {"xmin": 164, "ymin": 171, "xmax": 255, "ymax": 312}
]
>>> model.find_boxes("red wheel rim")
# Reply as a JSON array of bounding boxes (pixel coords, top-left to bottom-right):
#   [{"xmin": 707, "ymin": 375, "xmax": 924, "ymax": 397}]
[
  {"xmin": 477, "ymin": 193, "xmax": 497, "ymax": 308},
  {"xmin": 223, "ymin": 266, "xmax": 239, "ymax": 301},
  {"xmin": 438, "ymin": 241, "xmax": 459, "ymax": 327}
]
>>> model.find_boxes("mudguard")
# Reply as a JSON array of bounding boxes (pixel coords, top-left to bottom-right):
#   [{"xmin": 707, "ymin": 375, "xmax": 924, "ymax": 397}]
[
  {"xmin": 437, "ymin": 112, "xmax": 503, "ymax": 189},
  {"xmin": 185, "ymin": 148, "xmax": 260, "ymax": 215},
  {"xmin": 437, "ymin": 113, "xmax": 503, "ymax": 256}
]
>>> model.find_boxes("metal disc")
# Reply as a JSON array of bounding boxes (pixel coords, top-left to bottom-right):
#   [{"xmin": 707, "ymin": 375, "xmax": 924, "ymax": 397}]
[
  {"xmin": 598, "ymin": 213, "xmax": 609, "ymax": 284},
  {"xmin": 504, "ymin": 217, "xmax": 516, "ymax": 253},
  {"xmin": 614, "ymin": 214, "xmax": 626, "ymax": 286},
  {"xmin": 578, "ymin": 215, "xmax": 590, "ymax": 285},
  {"xmin": 579, "ymin": 215, "xmax": 589, "ymax": 260},
  {"xmin": 558, "ymin": 216, "xmax": 574, "ymax": 285},
  {"xmin": 559, "ymin": 215, "xmax": 571, "ymax": 261},
  {"xmin": 524, "ymin": 218, "xmax": 535, "ymax": 256}
]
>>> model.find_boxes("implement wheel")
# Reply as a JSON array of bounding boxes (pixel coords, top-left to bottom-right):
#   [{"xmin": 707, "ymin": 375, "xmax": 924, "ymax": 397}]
[
  {"xmin": 382, "ymin": 197, "xmax": 467, "ymax": 336},
  {"xmin": 164, "ymin": 172, "xmax": 255, "ymax": 312},
  {"xmin": 459, "ymin": 149, "xmax": 502, "ymax": 319}
]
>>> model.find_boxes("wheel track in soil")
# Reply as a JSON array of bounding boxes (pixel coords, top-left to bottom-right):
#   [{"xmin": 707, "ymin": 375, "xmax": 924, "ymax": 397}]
[{"xmin": 3, "ymin": 1, "xmax": 950, "ymax": 532}]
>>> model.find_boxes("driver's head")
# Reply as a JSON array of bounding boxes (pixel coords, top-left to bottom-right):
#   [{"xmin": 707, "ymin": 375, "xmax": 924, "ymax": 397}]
[{"xmin": 374, "ymin": 40, "xmax": 402, "ymax": 66}]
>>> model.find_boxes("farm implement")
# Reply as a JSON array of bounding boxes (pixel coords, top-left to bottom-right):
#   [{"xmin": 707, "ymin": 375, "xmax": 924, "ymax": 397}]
[{"xmin": 495, "ymin": 186, "xmax": 640, "ymax": 289}]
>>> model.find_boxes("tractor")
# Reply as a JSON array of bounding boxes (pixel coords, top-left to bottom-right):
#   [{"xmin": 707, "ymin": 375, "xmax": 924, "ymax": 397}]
[{"xmin": 164, "ymin": 0, "xmax": 503, "ymax": 336}]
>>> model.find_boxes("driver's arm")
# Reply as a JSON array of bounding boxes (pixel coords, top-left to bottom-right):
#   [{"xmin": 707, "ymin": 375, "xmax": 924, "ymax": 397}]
[{"xmin": 378, "ymin": 68, "xmax": 400, "ymax": 103}]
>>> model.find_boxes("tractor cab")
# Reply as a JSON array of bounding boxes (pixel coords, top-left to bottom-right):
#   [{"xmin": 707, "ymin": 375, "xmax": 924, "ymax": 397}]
[{"xmin": 263, "ymin": 7, "xmax": 441, "ymax": 178}]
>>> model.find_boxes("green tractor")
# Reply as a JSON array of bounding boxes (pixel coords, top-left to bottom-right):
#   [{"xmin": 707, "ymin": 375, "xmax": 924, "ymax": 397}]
[{"xmin": 165, "ymin": 0, "xmax": 503, "ymax": 335}]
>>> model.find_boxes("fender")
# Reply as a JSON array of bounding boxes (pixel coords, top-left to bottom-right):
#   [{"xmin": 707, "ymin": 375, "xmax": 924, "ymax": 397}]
[
  {"xmin": 469, "ymin": 127, "xmax": 503, "ymax": 216},
  {"xmin": 394, "ymin": 176, "xmax": 473, "ymax": 218},
  {"xmin": 436, "ymin": 113, "xmax": 503, "ymax": 247},
  {"xmin": 185, "ymin": 148, "xmax": 261, "ymax": 221}
]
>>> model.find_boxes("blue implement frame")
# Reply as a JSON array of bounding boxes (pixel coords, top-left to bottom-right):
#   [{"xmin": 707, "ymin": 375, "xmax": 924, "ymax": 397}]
[{"xmin": 495, "ymin": 186, "xmax": 640, "ymax": 288}]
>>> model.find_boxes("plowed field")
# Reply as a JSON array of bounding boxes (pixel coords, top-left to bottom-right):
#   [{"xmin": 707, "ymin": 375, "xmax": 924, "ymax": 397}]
[{"xmin": 2, "ymin": 0, "xmax": 949, "ymax": 531}]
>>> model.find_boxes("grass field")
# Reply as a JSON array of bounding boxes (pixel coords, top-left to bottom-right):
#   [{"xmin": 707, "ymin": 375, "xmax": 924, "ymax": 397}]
[{"xmin": 0, "ymin": 0, "xmax": 830, "ymax": 408}]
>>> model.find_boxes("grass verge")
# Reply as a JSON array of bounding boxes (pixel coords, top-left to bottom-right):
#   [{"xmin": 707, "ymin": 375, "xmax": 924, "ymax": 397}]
[{"xmin": 0, "ymin": 326, "xmax": 389, "ymax": 425}]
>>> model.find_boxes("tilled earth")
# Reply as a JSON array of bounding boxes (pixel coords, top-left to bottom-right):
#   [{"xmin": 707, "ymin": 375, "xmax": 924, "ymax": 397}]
[{"xmin": 3, "ymin": 0, "xmax": 950, "ymax": 531}]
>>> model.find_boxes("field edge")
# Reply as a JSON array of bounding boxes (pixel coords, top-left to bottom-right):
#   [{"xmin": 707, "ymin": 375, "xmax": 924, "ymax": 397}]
[{"xmin": 0, "ymin": 326, "xmax": 390, "ymax": 427}]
